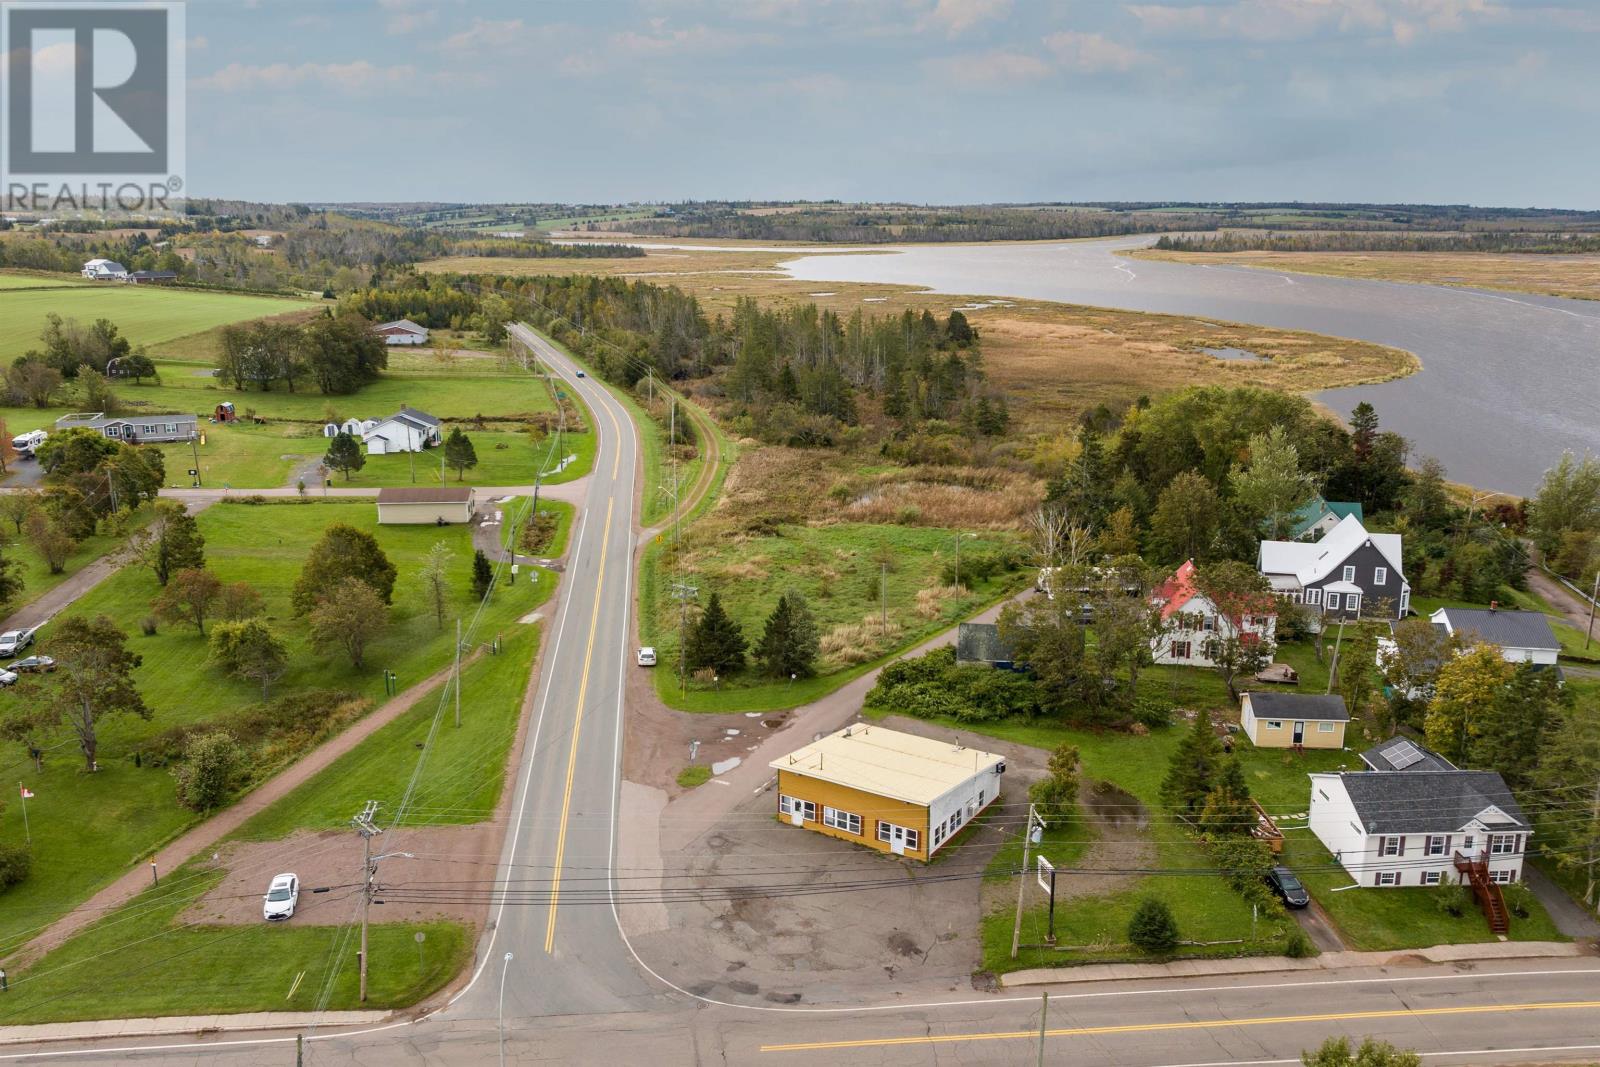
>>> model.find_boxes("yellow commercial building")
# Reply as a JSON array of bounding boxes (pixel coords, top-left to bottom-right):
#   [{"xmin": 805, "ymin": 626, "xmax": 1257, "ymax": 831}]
[{"xmin": 769, "ymin": 725, "xmax": 1006, "ymax": 861}]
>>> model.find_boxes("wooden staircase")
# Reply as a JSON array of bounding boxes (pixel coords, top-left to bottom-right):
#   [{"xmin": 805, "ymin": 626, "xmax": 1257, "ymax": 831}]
[{"xmin": 1454, "ymin": 850, "xmax": 1508, "ymax": 935}]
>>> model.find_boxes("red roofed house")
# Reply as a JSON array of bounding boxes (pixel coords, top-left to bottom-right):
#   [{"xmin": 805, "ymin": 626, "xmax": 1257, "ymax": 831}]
[{"xmin": 1150, "ymin": 560, "xmax": 1277, "ymax": 667}]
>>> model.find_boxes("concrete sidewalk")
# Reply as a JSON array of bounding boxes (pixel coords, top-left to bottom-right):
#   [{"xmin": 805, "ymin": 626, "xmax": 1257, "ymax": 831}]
[
  {"xmin": 1001, "ymin": 939, "xmax": 1589, "ymax": 987},
  {"xmin": 0, "ymin": 1010, "xmax": 390, "ymax": 1046}
]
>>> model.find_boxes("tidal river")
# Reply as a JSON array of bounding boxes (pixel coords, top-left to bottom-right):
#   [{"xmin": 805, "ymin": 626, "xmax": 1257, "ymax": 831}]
[{"xmin": 780, "ymin": 237, "xmax": 1600, "ymax": 495}]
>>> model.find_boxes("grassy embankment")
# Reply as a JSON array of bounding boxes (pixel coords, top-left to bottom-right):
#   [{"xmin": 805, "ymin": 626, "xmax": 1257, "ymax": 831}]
[
  {"xmin": 499, "ymin": 496, "xmax": 576, "ymax": 560},
  {"xmin": 0, "ymin": 500, "xmax": 554, "ymax": 955},
  {"xmin": 1133, "ymin": 248, "xmax": 1600, "ymax": 303}
]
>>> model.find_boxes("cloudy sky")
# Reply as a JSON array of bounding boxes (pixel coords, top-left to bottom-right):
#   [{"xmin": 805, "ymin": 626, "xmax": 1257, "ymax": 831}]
[{"xmin": 185, "ymin": 0, "xmax": 1600, "ymax": 207}]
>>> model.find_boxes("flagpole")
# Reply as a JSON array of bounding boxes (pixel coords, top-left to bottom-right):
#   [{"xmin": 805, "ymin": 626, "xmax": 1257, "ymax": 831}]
[{"xmin": 19, "ymin": 782, "xmax": 30, "ymax": 845}]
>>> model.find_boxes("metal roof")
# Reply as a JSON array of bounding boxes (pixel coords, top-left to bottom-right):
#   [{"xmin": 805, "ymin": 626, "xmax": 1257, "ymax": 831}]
[
  {"xmin": 1330, "ymin": 770, "xmax": 1528, "ymax": 834},
  {"xmin": 1432, "ymin": 607, "xmax": 1559, "ymax": 652},
  {"xmin": 1258, "ymin": 514, "xmax": 1404, "ymax": 586},
  {"xmin": 1243, "ymin": 691, "xmax": 1350, "ymax": 721},
  {"xmin": 770, "ymin": 725, "xmax": 1003, "ymax": 807},
  {"xmin": 376, "ymin": 487, "xmax": 472, "ymax": 504}
]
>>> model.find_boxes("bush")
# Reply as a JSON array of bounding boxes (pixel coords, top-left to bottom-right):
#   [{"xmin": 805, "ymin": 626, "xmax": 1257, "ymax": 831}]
[
  {"xmin": 138, "ymin": 689, "xmax": 366, "ymax": 771},
  {"xmin": 0, "ymin": 841, "xmax": 32, "ymax": 891},
  {"xmin": 1127, "ymin": 897, "xmax": 1179, "ymax": 955},
  {"xmin": 519, "ymin": 509, "xmax": 560, "ymax": 555},
  {"xmin": 172, "ymin": 730, "xmax": 243, "ymax": 812},
  {"xmin": 1132, "ymin": 695, "xmax": 1174, "ymax": 729},
  {"xmin": 1503, "ymin": 881, "xmax": 1535, "ymax": 920},
  {"xmin": 1432, "ymin": 881, "xmax": 1471, "ymax": 918},
  {"xmin": 864, "ymin": 647, "xmax": 1042, "ymax": 723},
  {"xmin": 1284, "ymin": 929, "xmax": 1315, "ymax": 958}
]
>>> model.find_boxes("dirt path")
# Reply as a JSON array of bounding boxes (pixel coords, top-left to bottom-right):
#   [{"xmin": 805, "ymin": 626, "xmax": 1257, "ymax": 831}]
[
  {"xmin": 1528, "ymin": 565, "xmax": 1597, "ymax": 635},
  {"xmin": 1, "ymin": 656, "xmax": 471, "ymax": 968},
  {"xmin": 0, "ymin": 498, "xmax": 214, "ymax": 633}
]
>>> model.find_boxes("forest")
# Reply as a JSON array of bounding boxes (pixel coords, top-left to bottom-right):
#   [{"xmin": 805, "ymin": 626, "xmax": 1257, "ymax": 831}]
[{"xmin": 1155, "ymin": 231, "xmax": 1600, "ymax": 254}]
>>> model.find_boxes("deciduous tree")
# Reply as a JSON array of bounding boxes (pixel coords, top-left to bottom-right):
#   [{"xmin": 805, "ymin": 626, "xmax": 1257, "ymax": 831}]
[
  {"xmin": 136, "ymin": 500, "xmax": 205, "ymax": 586},
  {"xmin": 1528, "ymin": 450, "xmax": 1600, "ymax": 560},
  {"xmin": 0, "ymin": 487, "xmax": 42, "ymax": 534},
  {"xmin": 1028, "ymin": 743, "xmax": 1080, "ymax": 819},
  {"xmin": 151, "ymin": 566, "xmax": 222, "ymax": 634},
  {"xmin": 172, "ymin": 730, "xmax": 241, "ymax": 812},
  {"xmin": 419, "ymin": 541, "xmax": 453, "ymax": 630},
  {"xmin": 216, "ymin": 580, "xmax": 264, "ymax": 622},
  {"xmin": 1231, "ymin": 425, "xmax": 1318, "ymax": 539},
  {"xmin": 34, "ymin": 615, "xmax": 148, "ymax": 771},
  {"xmin": 291, "ymin": 522, "xmax": 396, "ymax": 614},
  {"xmin": 23, "ymin": 508, "xmax": 74, "ymax": 574},
  {"xmin": 1425, "ymin": 644, "xmax": 1515, "ymax": 762},
  {"xmin": 308, "ymin": 578, "xmax": 389, "ymax": 669},
  {"xmin": 1150, "ymin": 471, "xmax": 1221, "ymax": 563},
  {"xmin": 209, "ymin": 618, "xmax": 290, "ymax": 698}
]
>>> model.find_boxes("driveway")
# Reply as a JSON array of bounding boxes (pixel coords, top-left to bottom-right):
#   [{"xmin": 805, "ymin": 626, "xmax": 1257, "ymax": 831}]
[
  {"xmin": 1525, "ymin": 865, "xmax": 1600, "ymax": 939},
  {"xmin": 1293, "ymin": 899, "xmax": 1346, "ymax": 952}
]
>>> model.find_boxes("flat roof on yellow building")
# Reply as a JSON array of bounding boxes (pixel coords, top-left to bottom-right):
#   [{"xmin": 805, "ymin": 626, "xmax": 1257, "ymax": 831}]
[{"xmin": 770, "ymin": 725, "xmax": 1003, "ymax": 807}]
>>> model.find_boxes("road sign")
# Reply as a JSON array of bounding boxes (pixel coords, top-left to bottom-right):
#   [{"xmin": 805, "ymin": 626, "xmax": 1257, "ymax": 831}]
[{"xmin": 1036, "ymin": 855, "xmax": 1054, "ymax": 893}]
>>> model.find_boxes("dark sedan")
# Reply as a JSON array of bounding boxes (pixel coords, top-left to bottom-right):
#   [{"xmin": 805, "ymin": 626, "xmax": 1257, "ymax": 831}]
[
  {"xmin": 1266, "ymin": 866, "xmax": 1310, "ymax": 909},
  {"xmin": 10, "ymin": 655, "xmax": 54, "ymax": 673}
]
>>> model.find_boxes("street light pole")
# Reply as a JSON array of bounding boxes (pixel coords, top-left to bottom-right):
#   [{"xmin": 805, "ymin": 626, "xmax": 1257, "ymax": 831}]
[
  {"xmin": 499, "ymin": 951, "xmax": 514, "ymax": 1067},
  {"xmin": 1586, "ymin": 571, "xmax": 1599, "ymax": 650}
]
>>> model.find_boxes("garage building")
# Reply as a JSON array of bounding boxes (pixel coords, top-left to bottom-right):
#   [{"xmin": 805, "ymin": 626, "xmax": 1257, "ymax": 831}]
[
  {"xmin": 770, "ymin": 725, "xmax": 1005, "ymax": 861},
  {"xmin": 375, "ymin": 486, "xmax": 475, "ymax": 525}
]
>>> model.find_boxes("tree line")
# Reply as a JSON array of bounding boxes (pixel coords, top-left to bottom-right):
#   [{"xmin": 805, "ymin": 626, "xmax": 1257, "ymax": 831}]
[
  {"xmin": 1154, "ymin": 231, "xmax": 1600, "ymax": 255},
  {"xmin": 215, "ymin": 310, "xmax": 387, "ymax": 395}
]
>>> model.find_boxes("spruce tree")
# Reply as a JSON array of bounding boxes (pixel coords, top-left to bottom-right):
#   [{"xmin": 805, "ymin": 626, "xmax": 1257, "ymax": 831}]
[
  {"xmin": 686, "ymin": 592, "xmax": 746, "ymax": 674},
  {"xmin": 1197, "ymin": 756, "xmax": 1255, "ymax": 838},
  {"xmin": 443, "ymin": 428, "xmax": 478, "ymax": 481},
  {"xmin": 758, "ymin": 592, "xmax": 819, "ymax": 679},
  {"xmin": 323, "ymin": 431, "xmax": 364, "ymax": 481},
  {"xmin": 470, "ymin": 549, "xmax": 494, "ymax": 600},
  {"xmin": 1160, "ymin": 708, "xmax": 1223, "ymax": 814}
]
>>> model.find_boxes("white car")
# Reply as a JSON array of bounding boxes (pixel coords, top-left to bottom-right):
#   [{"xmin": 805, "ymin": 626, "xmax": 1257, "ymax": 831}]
[
  {"xmin": 0, "ymin": 669, "xmax": 17, "ymax": 687},
  {"xmin": 637, "ymin": 646, "xmax": 657, "ymax": 667},
  {"xmin": 0, "ymin": 629, "xmax": 33, "ymax": 657},
  {"xmin": 263, "ymin": 872, "xmax": 299, "ymax": 921}
]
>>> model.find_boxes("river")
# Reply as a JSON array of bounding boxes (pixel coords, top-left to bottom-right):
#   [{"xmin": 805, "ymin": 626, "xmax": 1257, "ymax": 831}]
[{"xmin": 779, "ymin": 237, "xmax": 1600, "ymax": 494}]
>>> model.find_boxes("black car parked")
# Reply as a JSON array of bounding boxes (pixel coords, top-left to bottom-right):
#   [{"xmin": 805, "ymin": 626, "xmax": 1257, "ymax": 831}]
[{"xmin": 1266, "ymin": 866, "xmax": 1310, "ymax": 909}]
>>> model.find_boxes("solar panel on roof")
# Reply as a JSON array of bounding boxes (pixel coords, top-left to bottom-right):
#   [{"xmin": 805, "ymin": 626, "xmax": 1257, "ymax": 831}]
[{"xmin": 1381, "ymin": 739, "xmax": 1424, "ymax": 770}]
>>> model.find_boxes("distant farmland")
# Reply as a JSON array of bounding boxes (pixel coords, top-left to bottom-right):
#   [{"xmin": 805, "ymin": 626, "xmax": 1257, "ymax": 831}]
[{"xmin": 0, "ymin": 278, "xmax": 312, "ymax": 362}]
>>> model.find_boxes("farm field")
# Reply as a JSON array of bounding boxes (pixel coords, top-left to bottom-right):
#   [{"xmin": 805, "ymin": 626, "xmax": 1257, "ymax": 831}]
[
  {"xmin": 0, "ymin": 271, "xmax": 88, "ymax": 291},
  {"xmin": 0, "ymin": 499, "xmax": 556, "ymax": 953},
  {"xmin": 0, "ymin": 282, "xmax": 311, "ymax": 362},
  {"xmin": 1134, "ymin": 248, "xmax": 1600, "ymax": 302}
]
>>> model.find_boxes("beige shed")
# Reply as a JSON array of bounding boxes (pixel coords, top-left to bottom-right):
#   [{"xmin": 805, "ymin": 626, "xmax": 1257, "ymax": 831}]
[{"xmin": 376, "ymin": 487, "xmax": 475, "ymax": 525}]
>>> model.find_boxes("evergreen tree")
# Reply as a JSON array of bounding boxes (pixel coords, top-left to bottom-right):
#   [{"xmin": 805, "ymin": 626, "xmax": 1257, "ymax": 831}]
[
  {"xmin": 471, "ymin": 548, "xmax": 494, "ymax": 600},
  {"xmin": 1028, "ymin": 743, "xmax": 1080, "ymax": 819},
  {"xmin": 137, "ymin": 500, "xmax": 205, "ymax": 586},
  {"xmin": 757, "ymin": 592, "xmax": 819, "ymax": 678},
  {"xmin": 1127, "ymin": 897, "xmax": 1178, "ymax": 955},
  {"xmin": 1198, "ymin": 757, "xmax": 1254, "ymax": 837},
  {"xmin": 1161, "ymin": 708, "xmax": 1223, "ymax": 813},
  {"xmin": 686, "ymin": 592, "xmax": 746, "ymax": 674},
  {"xmin": 443, "ymin": 428, "xmax": 478, "ymax": 481},
  {"xmin": 323, "ymin": 431, "xmax": 364, "ymax": 481}
]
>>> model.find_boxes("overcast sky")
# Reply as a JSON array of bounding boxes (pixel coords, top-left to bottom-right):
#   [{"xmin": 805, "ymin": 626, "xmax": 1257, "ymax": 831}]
[{"xmin": 186, "ymin": 0, "xmax": 1600, "ymax": 208}]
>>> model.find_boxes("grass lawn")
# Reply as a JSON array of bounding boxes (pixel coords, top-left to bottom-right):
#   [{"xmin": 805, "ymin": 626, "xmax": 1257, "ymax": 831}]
[
  {"xmin": 1280, "ymin": 834, "xmax": 1564, "ymax": 950},
  {"xmin": 0, "ymin": 512, "xmax": 152, "ymax": 619},
  {"xmin": 233, "ymin": 626, "xmax": 539, "ymax": 840},
  {"xmin": 645, "ymin": 524, "xmax": 1027, "ymax": 712},
  {"xmin": 0, "ymin": 285, "xmax": 309, "ymax": 363},
  {"xmin": 0, "ymin": 865, "xmax": 468, "ymax": 1024},
  {"xmin": 0, "ymin": 270, "xmax": 87, "ymax": 291},
  {"xmin": 0, "ymin": 500, "xmax": 555, "ymax": 949},
  {"xmin": 676, "ymin": 765, "xmax": 712, "ymax": 789}
]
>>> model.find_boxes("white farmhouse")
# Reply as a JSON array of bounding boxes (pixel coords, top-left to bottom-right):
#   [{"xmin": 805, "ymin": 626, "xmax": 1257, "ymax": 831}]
[
  {"xmin": 81, "ymin": 258, "xmax": 128, "ymax": 281},
  {"xmin": 1308, "ymin": 769, "xmax": 1530, "ymax": 888},
  {"xmin": 361, "ymin": 407, "xmax": 441, "ymax": 455},
  {"xmin": 1150, "ymin": 559, "xmax": 1276, "ymax": 667},
  {"xmin": 1427, "ymin": 606, "xmax": 1561, "ymax": 665}
]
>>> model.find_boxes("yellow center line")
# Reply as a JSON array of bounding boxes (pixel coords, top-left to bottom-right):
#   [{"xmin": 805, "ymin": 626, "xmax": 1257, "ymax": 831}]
[
  {"xmin": 543, "ymin": 371, "xmax": 626, "ymax": 954},
  {"xmin": 759, "ymin": 999, "xmax": 1600, "ymax": 1053}
]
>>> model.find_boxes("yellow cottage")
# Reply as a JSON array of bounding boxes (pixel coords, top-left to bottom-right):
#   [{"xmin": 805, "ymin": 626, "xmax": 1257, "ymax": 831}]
[
  {"xmin": 1240, "ymin": 691, "xmax": 1349, "ymax": 749},
  {"xmin": 769, "ymin": 725, "xmax": 1005, "ymax": 861}
]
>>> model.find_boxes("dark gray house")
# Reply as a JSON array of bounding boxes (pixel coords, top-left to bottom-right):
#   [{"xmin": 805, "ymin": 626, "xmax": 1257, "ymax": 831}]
[
  {"xmin": 55, "ymin": 411, "xmax": 199, "ymax": 444},
  {"xmin": 1258, "ymin": 514, "xmax": 1409, "ymax": 622}
]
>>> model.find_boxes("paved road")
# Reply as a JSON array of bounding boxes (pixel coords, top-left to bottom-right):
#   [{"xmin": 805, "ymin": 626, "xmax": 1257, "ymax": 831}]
[{"xmin": 10, "ymin": 328, "xmax": 1600, "ymax": 1062}]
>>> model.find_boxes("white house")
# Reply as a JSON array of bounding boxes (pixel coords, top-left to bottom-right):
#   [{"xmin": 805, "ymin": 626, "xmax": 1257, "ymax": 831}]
[
  {"xmin": 361, "ymin": 407, "xmax": 441, "ymax": 455},
  {"xmin": 1428, "ymin": 606, "xmax": 1561, "ymax": 665},
  {"xmin": 1308, "ymin": 770, "xmax": 1530, "ymax": 887},
  {"xmin": 81, "ymin": 258, "xmax": 128, "ymax": 281},
  {"xmin": 1150, "ymin": 559, "xmax": 1276, "ymax": 667},
  {"xmin": 374, "ymin": 319, "xmax": 430, "ymax": 346},
  {"xmin": 1259, "ymin": 514, "xmax": 1410, "ymax": 622}
]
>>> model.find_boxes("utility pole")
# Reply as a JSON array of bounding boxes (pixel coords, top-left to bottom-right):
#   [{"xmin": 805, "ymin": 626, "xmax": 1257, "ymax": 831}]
[
  {"xmin": 189, "ymin": 432, "xmax": 201, "ymax": 487},
  {"xmin": 1586, "ymin": 571, "xmax": 1599, "ymax": 650},
  {"xmin": 1010, "ymin": 804, "xmax": 1044, "ymax": 959},
  {"xmin": 352, "ymin": 801, "xmax": 382, "ymax": 1003},
  {"xmin": 454, "ymin": 618, "xmax": 462, "ymax": 728},
  {"xmin": 1325, "ymin": 618, "xmax": 1347, "ymax": 695},
  {"xmin": 880, "ymin": 562, "xmax": 888, "ymax": 637},
  {"xmin": 670, "ymin": 581, "xmax": 698, "ymax": 695}
]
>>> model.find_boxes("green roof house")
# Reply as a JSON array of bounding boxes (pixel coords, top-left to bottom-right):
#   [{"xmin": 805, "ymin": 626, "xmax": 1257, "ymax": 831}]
[{"xmin": 1288, "ymin": 496, "xmax": 1364, "ymax": 541}]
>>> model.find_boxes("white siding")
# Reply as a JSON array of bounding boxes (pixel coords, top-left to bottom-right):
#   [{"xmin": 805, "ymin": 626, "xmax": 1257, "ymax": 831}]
[{"xmin": 925, "ymin": 762, "xmax": 1004, "ymax": 858}]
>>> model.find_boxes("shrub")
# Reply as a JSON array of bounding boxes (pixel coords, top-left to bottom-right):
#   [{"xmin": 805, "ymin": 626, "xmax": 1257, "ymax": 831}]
[
  {"xmin": 140, "ymin": 615, "xmax": 158, "ymax": 635},
  {"xmin": 172, "ymin": 730, "xmax": 243, "ymax": 812},
  {"xmin": 1502, "ymin": 881, "xmax": 1535, "ymax": 919},
  {"xmin": 1127, "ymin": 897, "xmax": 1178, "ymax": 955},
  {"xmin": 0, "ymin": 841, "xmax": 32, "ymax": 891},
  {"xmin": 1284, "ymin": 929, "xmax": 1315, "ymax": 958},
  {"xmin": 1432, "ymin": 881, "xmax": 1470, "ymax": 918},
  {"xmin": 1132, "ymin": 695, "xmax": 1174, "ymax": 729}
]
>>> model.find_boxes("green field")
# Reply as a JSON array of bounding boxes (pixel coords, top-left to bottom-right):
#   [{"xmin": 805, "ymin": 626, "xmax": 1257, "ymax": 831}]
[
  {"xmin": 0, "ymin": 499, "xmax": 556, "ymax": 951},
  {"xmin": 0, "ymin": 271, "xmax": 87, "ymax": 291},
  {"xmin": 0, "ymin": 283, "xmax": 309, "ymax": 362}
]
